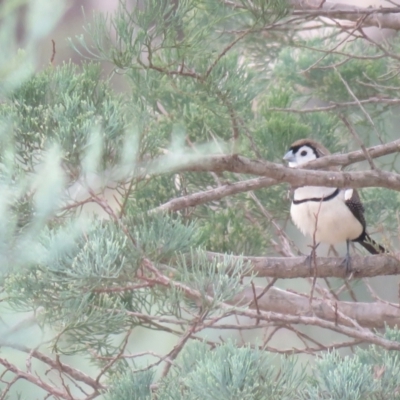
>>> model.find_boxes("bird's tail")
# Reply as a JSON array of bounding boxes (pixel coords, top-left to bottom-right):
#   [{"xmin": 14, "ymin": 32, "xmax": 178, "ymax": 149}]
[{"xmin": 357, "ymin": 234, "xmax": 386, "ymax": 254}]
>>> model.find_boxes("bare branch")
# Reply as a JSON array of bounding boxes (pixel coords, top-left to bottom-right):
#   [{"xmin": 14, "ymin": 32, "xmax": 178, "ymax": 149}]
[
  {"xmin": 339, "ymin": 115, "xmax": 377, "ymax": 169},
  {"xmin": 185, "ymin": 275, "xmax": 398, "ymax": 347},
  {"xmin": 173, "ymin": 154, "xmax": 400, "ymax": 191},
  {"xmin": 267, "ymin": 97, "xmax": 400, "ymax": 113},
  {"xmin": 241, "ymin": 286, "xmax": 400, "ymax": 329},
  {"xmin": 232, "ymin": 306, "xmax": 400, "ymax": 350},
  {"xmin": 290, "ymin": 1, "xmax": 400, "ymax": 30},
  {"xmin": 153, "ymin": 177, "xmax": 275, "ymax": 212},
  {"xmin": 206, "ymin": 252, "xmax": 400, "ymax": 279},
  {"xmin": 0, "ymin": 341, "xmax": 104, "ymax": 393},
  {"xmin": 152, "ymin": 140, "xmax": 400, "ymax": 213},
  {"xmin": 335, "ymin": 69, "xmax": 383, "ymax": 144},
  {"xmin": 0, "ymin": 356, "xmax": 72, "ymax": 400},
  {"xmin": 302, "ymin": 139, "xmax": 400, "ymax": 169},
  {"xmin": 142, "ymin": 258, "xmax": 400, "ymax": 349}
]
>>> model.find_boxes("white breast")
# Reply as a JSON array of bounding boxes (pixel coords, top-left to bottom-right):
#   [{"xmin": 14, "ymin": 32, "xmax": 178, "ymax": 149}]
[{"xmin": 291, "ymin": 187, "xmax": 363, "ymax": 245}]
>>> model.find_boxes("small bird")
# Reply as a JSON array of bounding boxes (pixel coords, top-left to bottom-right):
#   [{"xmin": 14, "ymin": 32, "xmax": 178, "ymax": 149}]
[{"xmin": 283, "ymin": 139, "xmax": 385, "ymax": 271}]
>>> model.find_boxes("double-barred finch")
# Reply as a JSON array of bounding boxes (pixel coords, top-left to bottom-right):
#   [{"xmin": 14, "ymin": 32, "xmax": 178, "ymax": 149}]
[{"xmin": 283, "ymin": 139, "xmax": 385, "ymax": 271}]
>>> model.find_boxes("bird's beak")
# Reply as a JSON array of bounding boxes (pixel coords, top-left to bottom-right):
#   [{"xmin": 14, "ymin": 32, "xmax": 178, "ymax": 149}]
[{"xmin": 283, "ymin": 150, "xmax": 295, "ymax": 163}]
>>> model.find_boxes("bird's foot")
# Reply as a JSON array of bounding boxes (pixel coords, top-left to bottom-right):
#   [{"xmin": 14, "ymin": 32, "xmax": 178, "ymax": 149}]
[
  {"xmin": 305, "ymin": 253, "xmax": 312, "ymax": 273},
  {"xmin": 340, "ymin": 253, "xmax": 352, "ymax": 274},
  {"xmin": 305, "ymin": 243, "xmax": 320, "ymax": 274}
]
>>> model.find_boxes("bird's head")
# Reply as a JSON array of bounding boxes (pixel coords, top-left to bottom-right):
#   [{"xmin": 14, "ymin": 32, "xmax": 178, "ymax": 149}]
[{"xmin": 283, "ymin": 139, "xmax": 330, "ymax": 167}]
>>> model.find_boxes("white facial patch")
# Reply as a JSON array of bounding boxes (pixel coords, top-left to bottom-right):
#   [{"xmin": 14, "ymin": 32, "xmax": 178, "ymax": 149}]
[{"xmin": 293, "ymin": 145, "xmax": 318, "ymax": 166}]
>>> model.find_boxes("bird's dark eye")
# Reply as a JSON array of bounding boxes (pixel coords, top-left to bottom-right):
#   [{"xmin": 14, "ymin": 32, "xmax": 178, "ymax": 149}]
[{"xmin": 300, "ymin": 150, "xmax": 307, "ymax": 156}]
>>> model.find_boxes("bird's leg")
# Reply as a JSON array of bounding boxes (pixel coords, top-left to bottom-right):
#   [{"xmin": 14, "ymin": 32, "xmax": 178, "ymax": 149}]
[
  {"xmin": 341, "ymin": 239, "xmax": 352, "ymax": 273},
  {"xmin": 306, "ymin": 242, "xmax": 320, "ymax": 273}
]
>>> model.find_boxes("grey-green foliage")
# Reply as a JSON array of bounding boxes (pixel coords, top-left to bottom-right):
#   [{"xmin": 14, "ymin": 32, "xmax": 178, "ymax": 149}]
[
  {"xmin": 305, "ymin": 350, "xmax": 376, "ymax": 400},
  {"xmin": 274, "ymin": 39, "xmax": 389, "ymax": 103},
  {"xmin": 177, "ymin": 249, "xmax": 251, "ymax": 308},
  {"xmin": 269, "ymin": 36, "xmax": 400, "ymax": 145},
  {"xmin": 105, "ymin": 341, "xmax": 306, "ymax": 400},
  {"xmin": 302, "ymin": 328, "xmax": 400, "ymax": 400},
  {"xmin": 105, "ymin": 370, "xmax": 154, "ymax": 400},
  {"xmin": 5, "ymin": 214, "xmax": 203, "ymax": 354},
  {"xmin": 0, "ymin": 62, "xmax": 128, "ymax": 172},
  {"xmin": 2, "ymin": 0, "xmax": 400, "ymax": 397},
  {"xmin": 70, "ymin": 0, "xmax": 392, "ymax": 261},
  {"xmin": 73, "ymin": 0, "xmax": 270, "ymax": 144},
  {"xmin": 0, "ymin": 0, "xmax": 70, "ymax": 276},
  {"xmin": 303, "ymin": 341, "xmax": 400, "ymax": 400},
  {"xmin": 102, "ymin": 338, "xmax": 400, "ymax": 400},
  {"xmin": 362, "ymin": 187, "xmax": 400, "ymax": 231},
  {"xmin": 0, "ymin": 146, "xmax": 65, "ymax": 276},
  {"xmin": 173, "ymin": 341, "xmax": 303, "ymax": 400},
  {"xmin": 200, "ymin": 203, "xmax": 272, "ymax": 254},
  {"xmin": 73, "ymin": 0, "xmax": 285, "ymax": 257},
  {"xmin": 0, "ymin": 0, "xmax": 66, "ymax": 95},
  {"xmin": 127, "ymin": 213, "xmax": 202, "ymax": 263}
]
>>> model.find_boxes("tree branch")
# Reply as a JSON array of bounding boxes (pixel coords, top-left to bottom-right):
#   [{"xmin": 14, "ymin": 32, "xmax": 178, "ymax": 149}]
[
  {"xmin": 153, "ymin": 177, "xmax": 276, "ymax": 212},
  {"xmin": 144, "ymin": 258, "xmax": 400, "ymax": 349},
  {"xmin": 206, "ymin": 252, "xmax": 400, "ymax": 279},
  {"xmin": 0, "ymin": 341, "xmax": 105, "ymax": 393},
  {"xmin": 240, "ymin": 285, "xmax": 400, "ymax": 329},
  {"xmin": 153, "ymin": 140, "xmax": 400, "ymax": 212},
  {"xmin": 0, "ymin": 356, "xmax": 72, "ymax": 400},
  {"xmin": 232, "ymin": 305, "xmax": 400, "ymax": 350},
  {"xmin": 175, "ymin": 154, "xmax": 400, "ymax": 191},
  {"xmin": 290, "ymin": 1, "xmax": 400, "ymax": 30},
  {"xmin": 268, "ymin": 98, "xmax": 400, "ymax": 113},
  {"xmin": 302, "ymin": 138, "xmax": 400, "ymax": 169}
]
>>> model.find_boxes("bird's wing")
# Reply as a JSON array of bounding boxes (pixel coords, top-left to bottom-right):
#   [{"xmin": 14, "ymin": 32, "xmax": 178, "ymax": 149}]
[{"xmin": 344, "ymin": 188, "xmax": 366, "ymax": 230}]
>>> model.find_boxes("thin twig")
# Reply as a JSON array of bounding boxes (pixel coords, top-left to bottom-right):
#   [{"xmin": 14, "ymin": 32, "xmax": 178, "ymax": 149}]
[
  {"xmin": 309, "ymin": 199, "xmax": 323, "ymax": 306},
  {"xmin": 339, "ymin": 114, "xmax": 376, "ymax": 170},
  {"xmin": 50, "ymin": 39, "xmax": 56, "ymax": 64},
  {"xmin": 334, "ymin": 67, "xmax": 384, "ymax": 144}
]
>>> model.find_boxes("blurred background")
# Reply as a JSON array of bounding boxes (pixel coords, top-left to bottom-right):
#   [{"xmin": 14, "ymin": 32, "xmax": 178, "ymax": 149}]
[
  {"xmin": 1, "ymin": 0, "xmax": 399, "ymax": 397},
  {"xmin": 26, "ymin": 0, "xmax": 400, "ymax": 70}
]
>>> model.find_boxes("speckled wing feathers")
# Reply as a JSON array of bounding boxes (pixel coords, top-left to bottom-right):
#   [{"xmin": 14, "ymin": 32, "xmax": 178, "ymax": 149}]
[{"xmin": 344, "ymin": 189, "xmax": 366, "ymax": 232}]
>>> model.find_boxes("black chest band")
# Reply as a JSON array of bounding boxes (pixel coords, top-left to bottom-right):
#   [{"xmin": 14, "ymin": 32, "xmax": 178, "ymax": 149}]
[{"xmin": 293, "ymin": 188, "xmax": 339, "ymax": 205}]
